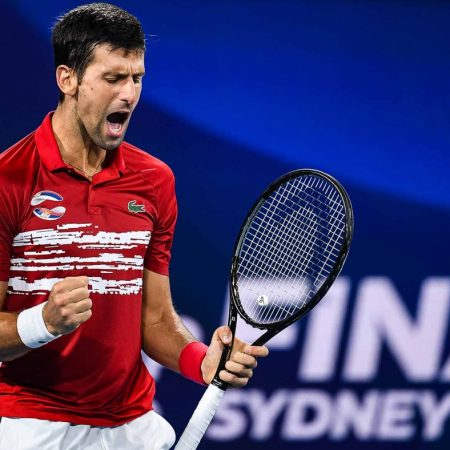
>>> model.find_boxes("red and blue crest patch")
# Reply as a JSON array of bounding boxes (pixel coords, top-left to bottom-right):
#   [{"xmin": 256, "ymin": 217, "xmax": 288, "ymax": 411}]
[{"xmin": 31, "ymin": 190, "xmax": 66, "ymax": 220}]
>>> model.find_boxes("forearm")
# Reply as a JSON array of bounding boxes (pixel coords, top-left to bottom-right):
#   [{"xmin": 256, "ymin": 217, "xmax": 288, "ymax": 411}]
[
  {"xmin": 0, "ymin": 279, "xmax": 31, "ymax": 361},
  {"xmin": 141, "ymin": 270, "xmax": 205, "ymax": 374},
  {"xmin": 0, "ymin": 276, "xmax": 91, "ymax": 362},
  {"xmin": 141, "ymin": 271, "xmax": 269, "ymax": 387},
  {"xmin": 0, "ymin": 312, "xmax": 31, "ymax": 361},
  {"xmin": 142, "ymin": 307, "xmax": 198, "ymax": 372}
]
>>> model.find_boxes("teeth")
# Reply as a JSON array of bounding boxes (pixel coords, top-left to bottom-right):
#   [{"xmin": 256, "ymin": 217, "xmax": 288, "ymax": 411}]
[
  {"xmin": 109, "ymin": 122, "xmax": 122, "ymax": 131},
  {"xmin": 107, "ymin": 120, "xmax": 123, "ymax": 134}
]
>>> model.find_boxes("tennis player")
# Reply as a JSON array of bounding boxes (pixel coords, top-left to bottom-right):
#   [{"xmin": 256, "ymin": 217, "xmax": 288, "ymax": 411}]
[{"xmin": 0, "ymin": 3, "xmax": 268, "ymax": 449}]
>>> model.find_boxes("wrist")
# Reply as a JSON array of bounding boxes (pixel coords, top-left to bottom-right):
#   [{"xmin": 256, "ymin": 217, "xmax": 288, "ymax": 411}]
[
  {"xmin": 179, "ymin": 341, "xmax": 208, "ymax": 385},
  {"xmin": 42, "ymin": 303, "xmax": 58, "ymax": 336},
  {"xmin": 17, "ymin": 302, "xmax": 61, "ymax": 349}
]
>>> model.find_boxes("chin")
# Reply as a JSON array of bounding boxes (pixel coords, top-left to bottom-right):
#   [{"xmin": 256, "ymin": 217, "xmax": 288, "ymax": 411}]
[{"xmin": 99, "ymin": 136, "xmax": 125, "ymax": 151}]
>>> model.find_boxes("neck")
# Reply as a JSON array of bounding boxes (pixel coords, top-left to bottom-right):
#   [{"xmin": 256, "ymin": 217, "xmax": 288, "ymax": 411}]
[{"xmin": 52, "ymin": 103, "xmax": 106, "ymax": 178}]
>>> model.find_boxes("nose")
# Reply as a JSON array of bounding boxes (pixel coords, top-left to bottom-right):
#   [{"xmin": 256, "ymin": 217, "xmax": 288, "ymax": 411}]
[{"xmin": 120, "ymin": 78, "xmax": 138, "ymax": 105}]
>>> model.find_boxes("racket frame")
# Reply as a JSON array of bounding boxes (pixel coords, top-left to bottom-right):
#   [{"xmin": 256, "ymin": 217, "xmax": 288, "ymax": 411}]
[{"xmin": 212, "ymin": 168, "xmax": 353, "ymax": 388}]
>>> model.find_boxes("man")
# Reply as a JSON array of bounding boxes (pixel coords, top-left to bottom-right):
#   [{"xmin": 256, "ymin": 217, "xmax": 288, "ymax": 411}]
[{"xmin": 0, "ymin": 3, "xmax": 268, "ymax": 449}]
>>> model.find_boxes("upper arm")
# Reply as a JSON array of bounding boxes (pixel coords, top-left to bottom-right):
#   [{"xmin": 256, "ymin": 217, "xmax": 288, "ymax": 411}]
[
  {"xmin": 141, "ymin": 268, "xmax": 173, "ymax": 325},
  {"xmin": 0, "ymin": 175, "xmax": 18, "ymax": 289},
  {"xmin": 143, "ymin": 165, "xmax": 177, "ymax": 276},
  {"xmin": 0, "ymin": 281, "xmax": 7, "ymax": 311}
]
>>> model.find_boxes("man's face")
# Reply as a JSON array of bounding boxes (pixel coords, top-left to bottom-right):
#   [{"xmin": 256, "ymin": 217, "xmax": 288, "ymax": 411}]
[{"xmin": 74, "ymin": 44, "xmax": 145, "ymax": 151}]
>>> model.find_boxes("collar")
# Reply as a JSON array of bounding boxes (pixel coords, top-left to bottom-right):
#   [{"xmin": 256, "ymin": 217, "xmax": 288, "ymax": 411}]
[{"xmin": 35, "ymin": 112, "xmax": 126, "ymax": 182}]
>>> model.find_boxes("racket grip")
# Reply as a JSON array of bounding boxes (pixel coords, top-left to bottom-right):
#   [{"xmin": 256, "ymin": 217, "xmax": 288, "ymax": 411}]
[{"xmin": 174, "ymin": 384, "xmax": 225, "ymax": 450}]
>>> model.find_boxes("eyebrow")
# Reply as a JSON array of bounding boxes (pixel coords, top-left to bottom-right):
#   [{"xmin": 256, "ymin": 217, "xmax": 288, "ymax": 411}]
[{"xmin": 103, "ymin": 70, "xmax": 145, "ymax": 77}]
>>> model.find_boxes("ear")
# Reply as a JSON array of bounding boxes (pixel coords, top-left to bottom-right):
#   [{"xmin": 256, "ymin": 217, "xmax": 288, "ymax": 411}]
[{"xmin": 55, "ymin": 65, "xmax": 78, "ymax": 98}]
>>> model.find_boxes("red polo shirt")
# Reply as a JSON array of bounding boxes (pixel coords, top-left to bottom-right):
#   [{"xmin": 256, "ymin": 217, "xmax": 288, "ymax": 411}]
[{"xmin": 0, "ymin": 113, "xmax": 177, "ymax": 426}]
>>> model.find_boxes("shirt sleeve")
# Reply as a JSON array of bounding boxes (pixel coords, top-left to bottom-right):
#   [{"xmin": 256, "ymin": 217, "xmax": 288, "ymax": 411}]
[
  {"xmin": 0, "ymin": 181, "xmax": 16, "ymax": 281},
  {"xmin": 144, "ymin": 165, "xmax": 178, "ymax": 275}
]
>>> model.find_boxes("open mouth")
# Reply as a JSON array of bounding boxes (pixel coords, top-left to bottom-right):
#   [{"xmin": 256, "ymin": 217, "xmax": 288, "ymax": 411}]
[{"xmin": 106, "ymin": 111, "xmax": 130, "ymax": 136}]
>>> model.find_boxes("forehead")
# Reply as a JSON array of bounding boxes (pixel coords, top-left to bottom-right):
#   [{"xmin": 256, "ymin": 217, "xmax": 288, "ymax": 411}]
[{"xmin": 88, "ymin": 44, "xmax": 145, "ymax": 73}]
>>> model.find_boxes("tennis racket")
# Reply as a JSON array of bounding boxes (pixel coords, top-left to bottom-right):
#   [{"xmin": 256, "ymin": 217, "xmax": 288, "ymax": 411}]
[{"xmin": 174, "ymin": 168, "xmax": 354, "ymax": 450}]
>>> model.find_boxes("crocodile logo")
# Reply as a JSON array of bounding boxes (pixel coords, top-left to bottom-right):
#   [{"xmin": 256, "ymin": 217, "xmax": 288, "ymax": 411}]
[{"xmin": 128, "ymin": 200, "xmax": 145, "ymax": 213}]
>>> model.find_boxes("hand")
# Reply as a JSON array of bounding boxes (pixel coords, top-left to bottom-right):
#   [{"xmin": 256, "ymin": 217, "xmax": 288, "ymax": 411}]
[
  {"xmin": 201, "ymin": 325, "xmax": 269, "ymax": 387},
  {"xmin": 43, "ymin": 276, "xmax": 93, "ymax": 335}
]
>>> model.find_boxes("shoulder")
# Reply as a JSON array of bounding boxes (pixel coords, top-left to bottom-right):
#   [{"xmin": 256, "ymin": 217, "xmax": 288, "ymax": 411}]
[
  {"xmin": 120, "ymin": 141, "xmax": 175, "ymax": 184},
  {"xmin": 0, "ymin": 131, "xmax": 38, "ymax": 189},
  {"xmin": 0, "ymin": 131, "xmax": 37, "ymax": 227},
  {"xmin": 0, "ymin": 131, "xmax": 37, "ymax": 174}
]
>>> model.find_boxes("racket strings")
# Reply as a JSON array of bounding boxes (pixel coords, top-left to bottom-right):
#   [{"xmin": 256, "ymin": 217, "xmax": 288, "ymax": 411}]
[
  {"xmin": 250, "ymin": 185, "xmax": 342, "ymax": 321},
  {"xmin": 265, "ymin": 184, "xmax": 343, "ymax": 311},
  {"xmin": 245, "ymin": 202, "xmax": 316, "ymax": 283},
  {"xmin": 236, "ymin": 175, "xmax": 346, "ymax": 324},
  {"xmin": 242, "ymin": 180, "xmax": 342, "ymax": 286},
  {"xmin": 252, "ymin": 182, "xmax": 345, "ymax": 264},
  {"xmin": 242, "ymin": 199, "xmax": 320, "ymax": 304},
  {"xmin": 240, "ymin": 208, "xmax": 337, "ymax": 323},
  {"xmin": 243, "ymin": 182, "xmax": 332, "ymax": 322},
  {"xmin": 243, "ymin": 201, "xmax": 319, "ymax": 323}
]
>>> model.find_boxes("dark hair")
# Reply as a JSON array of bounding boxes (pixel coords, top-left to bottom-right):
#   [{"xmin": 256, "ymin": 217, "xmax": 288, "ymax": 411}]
[{"xmin": 52, "ymin": 3, "xmax": 146, "ymax": 101}]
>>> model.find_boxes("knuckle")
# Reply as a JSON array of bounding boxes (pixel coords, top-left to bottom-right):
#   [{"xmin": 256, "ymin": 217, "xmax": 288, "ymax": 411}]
[
  {"xmin": 52, "ymin": 297, "xmax": 63, "ymax": 307},
  {"xmin": 55, "ymin": 292, "xmax": 69, "ymax": 306},
  {"xmin": 82, "ymin": 310, "xmax": 93, "ymax": 322},
  {"xmin": 52, "ymin": 282, "xmax": 64, "ymax": 295},
  {"xmin": 238, "ymin": 356, "xmax": 248, "ymax": 366},
  {"xmin": 239, "ymin": 364, "xmax": 247, "ymax": 373},
  {"xmin": 221, "ymin": 370, "xmax": 232, "ymax": 382},
  {"xmin": 60, "ymin": 308, "xmax": 70, "ymax": 321},
  {"xmin": 235, "ymin": 378, "xmax": 248, "ymax": 387},
  {"xmin": 65, "ymin": 320, "xmax": 77, "ymax": 329}
]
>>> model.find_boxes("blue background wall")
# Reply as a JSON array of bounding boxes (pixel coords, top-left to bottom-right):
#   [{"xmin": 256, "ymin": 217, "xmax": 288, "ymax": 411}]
[{"xmin": 1, "ymin": 1, "xmax": 450, "ymax": 448}]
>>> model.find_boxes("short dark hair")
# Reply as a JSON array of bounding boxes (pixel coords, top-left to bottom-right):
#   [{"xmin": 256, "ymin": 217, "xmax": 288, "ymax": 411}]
[{"xmin": 52, "ymin": 2, "xmax": 146, "ymax": 100}]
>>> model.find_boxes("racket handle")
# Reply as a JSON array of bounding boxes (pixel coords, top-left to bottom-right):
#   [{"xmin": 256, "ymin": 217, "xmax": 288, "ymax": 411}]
[{"xmin": 174, "ymin": 384, "xmax": 225, "ymax": 450}]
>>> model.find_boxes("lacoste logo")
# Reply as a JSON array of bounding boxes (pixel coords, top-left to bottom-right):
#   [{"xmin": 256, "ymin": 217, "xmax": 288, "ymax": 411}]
[
  {"xmin": 128, "ymin": 200, "xmax": 145, "ymax": 213},
  {"xmin": 31, "ymin": 190, "xmax": 66, "ymax": 221}
]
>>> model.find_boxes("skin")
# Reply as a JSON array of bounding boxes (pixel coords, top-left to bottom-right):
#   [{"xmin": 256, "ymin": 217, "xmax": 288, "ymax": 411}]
[
  {"xmin": 52, "ymin": 45, "xmax": 145, "ymax": 176},
  {"xmin": 0, "ymin": 44, "xmax": 269, "ymax": 385}
]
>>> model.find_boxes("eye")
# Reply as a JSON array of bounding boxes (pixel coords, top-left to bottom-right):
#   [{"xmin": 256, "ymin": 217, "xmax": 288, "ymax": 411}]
[{"xmin": 133, "ymin": 75, "xmax": 142, "ymax": 85}]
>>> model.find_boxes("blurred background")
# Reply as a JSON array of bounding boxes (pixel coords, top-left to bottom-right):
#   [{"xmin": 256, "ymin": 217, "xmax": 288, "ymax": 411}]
[{"xmin": 2, "ymin": 1, "xmax": 450, "ymax": 448}]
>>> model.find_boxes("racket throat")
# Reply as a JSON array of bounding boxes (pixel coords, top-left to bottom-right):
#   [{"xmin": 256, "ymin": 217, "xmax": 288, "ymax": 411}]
[{"xmin": 252, "ymin": 328, "xmax": 277, "ymax": 346}]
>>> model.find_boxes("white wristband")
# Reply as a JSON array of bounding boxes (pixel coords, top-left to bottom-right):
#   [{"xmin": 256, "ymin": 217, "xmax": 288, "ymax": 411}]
[{"xmin": 17, "ymin": 302, "xmax": 60, "ymax": 348}]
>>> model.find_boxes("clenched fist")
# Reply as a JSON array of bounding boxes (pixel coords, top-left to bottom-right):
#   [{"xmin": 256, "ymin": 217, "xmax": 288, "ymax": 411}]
[{"xmin": 43, "ymin": 276, "xmax": 92, "ymax": 336}]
